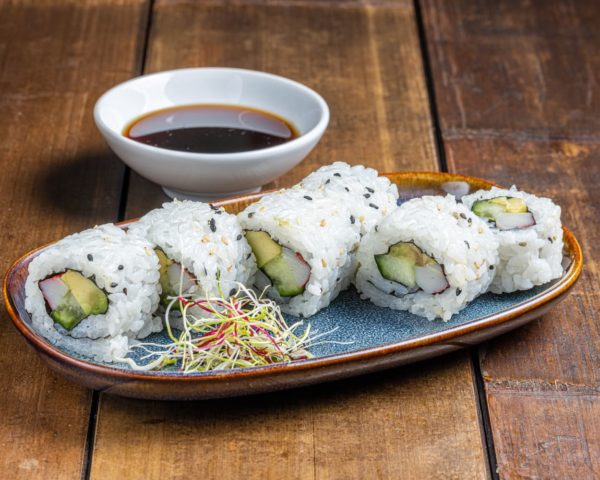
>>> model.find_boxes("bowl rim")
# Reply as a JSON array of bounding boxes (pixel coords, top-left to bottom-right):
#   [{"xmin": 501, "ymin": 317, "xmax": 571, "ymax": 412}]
[
  {"xmin": 93, "ymin": 67, "xmax": 330, "ymax": 161},
  {"xmin": 3, "ymin": 171, "xmax": 583, "ymax": 383}
]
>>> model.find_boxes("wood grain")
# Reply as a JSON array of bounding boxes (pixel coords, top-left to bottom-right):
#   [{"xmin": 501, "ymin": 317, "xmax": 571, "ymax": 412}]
[
  {"xmin": 0, "ymin": 0, "xmax": 148, "ymax": 478},
  {"xmin": 124, "ymin": 0, "xmax": 437, "ymax": 217},
  {"xmin": 421, "ymin": 0, "xmax": 600, "ymax": 477},
  {"xmin": 92, "ymin": 354, "xmax": 487, "ymax": 480},
  {"xmin": 92, "ymin": 1, "xmax": 488, "ymax": 479}
]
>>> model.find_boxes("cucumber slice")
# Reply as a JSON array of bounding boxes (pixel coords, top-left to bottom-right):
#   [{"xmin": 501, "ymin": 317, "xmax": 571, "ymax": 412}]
[
  {"xmin": 261, "ymin": 247, "xmax": 310, "ymax": 297},
  {"xmin": 375, "ymin": 254, "xmax": 417, "ymax": 289},
  {"xmin": 375, "ymin": 242, "xmax": 448, "ymax": 294},
  {"xmin": 50, "ymin": 292, "xmax": 87, "ymax": 330},
  {"xmin": 472, "ymin": 200, "xmax": 507, "ymax": 221}
]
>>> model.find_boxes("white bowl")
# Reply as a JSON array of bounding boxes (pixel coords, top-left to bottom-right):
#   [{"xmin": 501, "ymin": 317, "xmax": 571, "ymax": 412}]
[{"xmin": 94, "ymin": 68, "xmax": 329, "ymax": 200}]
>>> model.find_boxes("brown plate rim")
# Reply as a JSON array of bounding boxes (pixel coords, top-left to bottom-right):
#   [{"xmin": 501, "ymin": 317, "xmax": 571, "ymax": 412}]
[{"xmin": 3, "ymin": 171, "xmax": 583, "ymax": 383}]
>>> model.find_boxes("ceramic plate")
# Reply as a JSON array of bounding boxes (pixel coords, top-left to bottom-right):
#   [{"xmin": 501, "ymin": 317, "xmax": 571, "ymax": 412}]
[{"xmin": 3, "ymin": 172, "xmax": 582, "ymax": 400}]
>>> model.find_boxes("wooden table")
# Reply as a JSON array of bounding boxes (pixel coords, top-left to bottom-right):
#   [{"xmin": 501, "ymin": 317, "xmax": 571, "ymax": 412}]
[{"xmin": 0, "ymin": 1, "xmax": 597, "ymax": 478}]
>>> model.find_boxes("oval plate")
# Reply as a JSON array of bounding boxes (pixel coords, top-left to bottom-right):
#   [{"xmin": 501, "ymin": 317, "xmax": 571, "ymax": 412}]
[{"xmin": 3, "ymin": 172, "xmax": 582, "ymax": 400}]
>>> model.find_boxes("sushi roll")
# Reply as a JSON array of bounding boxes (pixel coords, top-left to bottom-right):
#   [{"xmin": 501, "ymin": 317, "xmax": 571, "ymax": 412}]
[
  {"xmin": 298, "ymin": 161, "xmax": 399, "ymax": 235},
  {"xmin": 355, "ymin": 195, "xmax": 499, "ymax": 321},
  {"xmin": 461, "ymin": 186, "xmax": 563, "ymax": 293},
  {"xmin": 127, "ymin": 200, "xmax": 256, "ymax": 309},
  {"xmin": 239, "ymin": 188, "xmax": 361, "ymax": 317},
  {"xmin": 25, "ymin": 224, "xmax": 162, "ymax": 362}
]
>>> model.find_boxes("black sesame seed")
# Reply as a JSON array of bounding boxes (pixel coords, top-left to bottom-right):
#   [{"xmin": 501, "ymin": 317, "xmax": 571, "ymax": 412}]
[
  {"xmin": 456, "ymin": 288, "xmax": 462, "ymax": 296},
  {"xmin": 123, "ymin": 288, "xmax": 128, "ymax": 295},
  {"xmin": 236, "ymin": 234, "xmax": 242, "ymax": 241},
  {"xmin": 375, "ymin": 225, "xmax": 379, "ymax": 232},
  {"xmin": 344, "ymin": 187, "xmax": 350, "ymax": 192},
  {"xmin": 363, "ymin": 193, "xmax": 371, "ymax": 198},
  {"xmin": 334, "ymin": 173, "xmax": 341, "ymax": 177},
  {"xmin": 366, "ymin": 187, "xmax": 375, "ymax": 193},
  {"xmin": 350, "ymin": 215, "xmax": 356, "ymax": 224},
  {"xmin": 248, "ymin": 212, "xmax": 255, "ymax": 218},
  {"xmin": 464, "ymin": 240, "xmax": 470, "ymax": 249},
  {"xmin": 110, "ymin": 282, "xmax": 117, "ymax": 288},
  {"xmin": 468, "ymin": 218, "xmax": 472, "ymax": 224},
  {"xmin": 369, "ymin": 203, "xmax": 379, "ymax": 209},
  {"xmin": 204, "ymin": 267, "xmax": 208, "ymax": 275},
  {"xmin": 209, "ymin": 218, "xmax": 217, "ymax": 232},
  {"xmin": 325, "ymin": 179, "xmax": 331, "ymax": 184},
  {"xmin": 229, "ymin": 288, "xmax": 237, "ymax": 297},
  {"xmin": 548, "ymin": 237, "xmax": 554, "ymax": 243},
  {"xmin": 460, "ymin": 213, "xmax": 467, "ymax": 219},
  {"xmin": 210, "ymin": 204, "xmax": 219, "ymax": 211},
  {"xmin": 489, "ymin": 265, "xmax": 494, "ymax": 270},
  {"xmin": 336, "ymin": 277, "xmax": 341, "ymax": 282},
  {"xmin": 519, "ymin": 242, "xmax": 527, "ymax": 247},
  {"xmin": 303, "ymin": 195, "xmax": 313, "ymax": 201},
  {"xmin": 87, "ymin": 254, "xmax": 93, "ymax": 262},
  {"xmin": 118, "ymin": 264, "xmax": 124, "ymax": 270},
  {"xmin": 246, "ymin": 253, "xmax": 252, "ymax": 260}
]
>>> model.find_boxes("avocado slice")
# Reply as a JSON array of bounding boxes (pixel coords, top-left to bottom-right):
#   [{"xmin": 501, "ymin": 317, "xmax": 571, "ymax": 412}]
[
  {"xmin": 245, "ymin": 230, "xmax": 282, "ymax": 268},
  {"xmin": 505, "ymin": 197, "xmax": 528, "ymax": 213},
  {"xmin": 40, "ymin": 270, "xmax": 108, "ymax": 331},
  {"xmin": 472, "ymin": 196, "xmax": 528, "ymax": 221},
  {"xmin": 156, "ymin": 248, "xmax": 175, "ymax": 303},
  {"xmin": 389, "ymin": 242, "xmax": 423, "ymax": 264},
  {"xmin": 61, "ymin": 270, "xmax": 108, "ymax": 316}
]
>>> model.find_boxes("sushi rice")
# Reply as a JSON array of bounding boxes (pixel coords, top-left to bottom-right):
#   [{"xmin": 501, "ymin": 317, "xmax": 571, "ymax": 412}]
[
  {"xmin": 239, "ymin": 187, "xmax": 361, "ymax": 317},
  {"xmin": 461, "ymin": 186, "xmax": 564, "ymax": 293},
  {"xmin": 298, "ymin": 161, "xmax": 399, "ymax": 235},
  {"xmin": 25, "ymin": 224, "xmax": 161, "ymax": 362},
  {"xmin": 128, "ymin": 199, "xmax": 256, "ymax": 302},
  {"xmin": 355, "ymin": 195, "xmax": 499, "ymax": 321}
]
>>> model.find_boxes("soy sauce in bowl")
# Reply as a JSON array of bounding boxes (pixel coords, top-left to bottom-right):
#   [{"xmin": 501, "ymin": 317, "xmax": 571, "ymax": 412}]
[{"xmin": 124, "ymin": 104, "xmax": 299, "ymax": 154}]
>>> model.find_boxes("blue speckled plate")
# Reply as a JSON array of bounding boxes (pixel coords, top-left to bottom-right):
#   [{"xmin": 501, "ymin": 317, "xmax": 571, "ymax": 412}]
[{"xmin": 3, "ymin": 172, "xmax": 582, "ymax": 400}]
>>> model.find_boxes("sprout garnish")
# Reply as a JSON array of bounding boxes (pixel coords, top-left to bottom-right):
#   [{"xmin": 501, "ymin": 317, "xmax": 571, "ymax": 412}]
[{"xmin": 120, "ymin": 282, "xmax": 324, "ymax": 372}]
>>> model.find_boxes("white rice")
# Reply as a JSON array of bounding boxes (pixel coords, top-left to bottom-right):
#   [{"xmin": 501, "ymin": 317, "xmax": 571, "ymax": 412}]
[
  {"xmin": 239, "ymin": 188, "xmax": 361, "ymax": 317},
  {"xmin": 298, "ymin": 161, "xmax": 399, "ymax": 235},
  {"xmin": 128, "ymin": 199, "xmax": 256, "ymax": 301},
  {"xmin": 355, "ymin": 195, "xmax": 499, "ymax": 321},
  {"xmin": 25, "ymin": 224, "xmax": 161, "ymax": 362},
  {"xmin": 461, "ymin": 186, "xmax": 563, "ymax": 293}
]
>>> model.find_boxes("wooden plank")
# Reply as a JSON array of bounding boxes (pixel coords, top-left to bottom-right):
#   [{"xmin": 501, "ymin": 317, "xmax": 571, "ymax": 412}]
[
  {"xmin": 0, "ymin": 0, "xmax": 148, "ymax": 478},
  {"xmin": 421, "ymin": 0, "xmax": 600, "ymax": 476},
  {"xmin": 91, "ymin": 1, "xmax": 489, "ymax": 479},
  {"xmin": 124, "ymin": 0, "xmax": 437, "ymax": 217},
  {"xmin": 421, "ymin": 0, "xmax": 600, "ymax": 138},
  {"xmin": 92, "ymin": 354, "xmax": 487, "ymax": 480},
  {"xmin": 487, "ymin": 387, "xmax": 600, "ymax": 479}
]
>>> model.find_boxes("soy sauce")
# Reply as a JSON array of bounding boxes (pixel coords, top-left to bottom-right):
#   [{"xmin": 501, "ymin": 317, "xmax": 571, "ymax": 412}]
[{"xmin": 124, "ymin": 104, "xmax": 299, "ymax": 153}]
